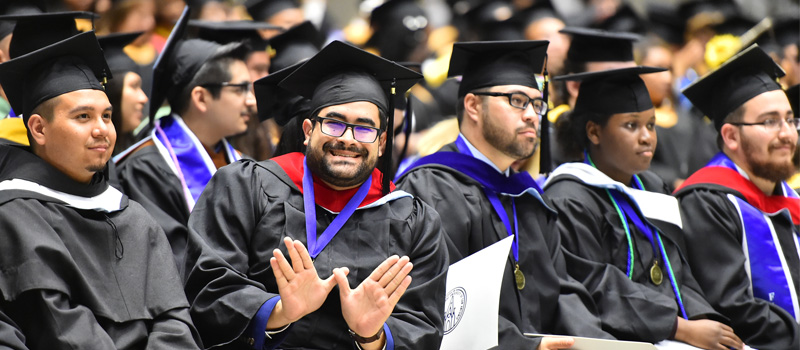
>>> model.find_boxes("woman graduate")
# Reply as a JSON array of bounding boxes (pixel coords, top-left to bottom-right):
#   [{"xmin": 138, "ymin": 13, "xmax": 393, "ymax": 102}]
[{"xmin": 543, "ymin": 67, "xmax": 745, "ymax": 350}]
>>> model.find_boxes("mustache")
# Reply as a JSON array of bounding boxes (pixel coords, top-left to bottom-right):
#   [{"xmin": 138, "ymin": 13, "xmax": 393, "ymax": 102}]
[
  {"xmin": 515, "ymin": 122, "xmax": 539, "ymax": 134},
  {"xmin": 322, "ymin": 141, "xmax": 367, "ymax": 156},
  {"xmin": 87, "ymin": 138, "xmax": 112, "ymax": 148}
]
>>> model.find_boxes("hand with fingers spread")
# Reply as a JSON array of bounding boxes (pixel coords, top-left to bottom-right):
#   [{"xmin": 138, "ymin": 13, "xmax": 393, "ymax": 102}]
[
  {"xmin": 675, "ymin": 318, "xmax": 744, "ymax": 350},
  {"xmin": 536, "ymin": 336, "xmax": 575, "ymax": 350},
  {"xmin": 334, "ymin": 255, "xmax": 413, "ymax": 349},
  {"xmin": 267, "ymin": 237, "xmax": 342, "ymax": 330}
]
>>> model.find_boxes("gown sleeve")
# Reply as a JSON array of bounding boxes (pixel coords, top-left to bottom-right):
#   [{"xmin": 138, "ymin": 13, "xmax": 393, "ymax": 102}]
[
  {"xmin": 547, "ymin": 191, "xmax": 679, "ymax": 342},
  {"xmin": 183, "ymin": 161, "xmax": 280, "ymax": 349},
  {"xmin": 0, "ymin": 308, "xmax": 26, "ymax": 350},
  {"xmin": 116, "ymin": 147, "xmax": 191, "ymax": 275},
  {"xmin": 678, "ymin": 188, "xmax": 800, "ymax": 349}
]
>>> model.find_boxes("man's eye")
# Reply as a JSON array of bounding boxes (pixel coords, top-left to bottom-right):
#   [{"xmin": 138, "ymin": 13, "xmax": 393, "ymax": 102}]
[{"xmin": 763, "ymin": 119, "xmax": 779, "ymax": 127}]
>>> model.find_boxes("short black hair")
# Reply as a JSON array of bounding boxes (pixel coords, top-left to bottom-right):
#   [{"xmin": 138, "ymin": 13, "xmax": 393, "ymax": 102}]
[
  {"xmin": 717, "ymin": 105, "xmax": 745, "ymax": 150},
  {"xmin": 168, "ymin": 43, "xmax": 248, "ymax": 115},
  {"xmin": 555, "ymin": 109, "xmax": 612, "ymax": 162}
]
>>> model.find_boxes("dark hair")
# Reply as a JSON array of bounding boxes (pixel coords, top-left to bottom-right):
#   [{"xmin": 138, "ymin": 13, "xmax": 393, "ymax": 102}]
[
  {"xmin": 273, "ymin": 116, "xmax": 307, "ymax": 156},
  {"xmin": 106, "ymin": 74, "xmax": 140, "ymax": 156},
  {"xmin": 555, "ymin": 109, "xmax": 612, "ymax": 162},
  {"xmin": 167, "ymin": 43, "xmax": 249, "ymax": 115},
  {"xmin": 27, "ymin": 95, "xmax": 60, "ymax": 149},
  {"xmin": 455, "ymin": 88, "xmax": 490, "ymax": 126},
  {"xmin": 717, "ymin": 105, "xmax": 745, "ymax": 149}
]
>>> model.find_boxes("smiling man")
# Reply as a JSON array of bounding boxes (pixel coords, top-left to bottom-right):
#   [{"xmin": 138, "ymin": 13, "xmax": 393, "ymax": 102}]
[
  {"xmin": 396, "ymin": 40, "xmax": 613, "ymax": 349},
  {"xmin": 0, "ymin": 32, "xmax": 200, "ymax": 349},
  {"xmin": 182, "ymin": 40, "xmax": 448, "ymax": 350},
  {"xmin": 115, "ymin": 9, "xmax": 255, "ymax": 273},
  {"xmin": 675, "ymin": 45, "xmax": 800, "ymax": 349}
]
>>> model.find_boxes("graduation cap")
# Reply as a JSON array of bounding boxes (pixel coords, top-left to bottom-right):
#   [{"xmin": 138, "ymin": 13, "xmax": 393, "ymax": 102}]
[
  {"xmin": 463, "ymin": 0, "xmax": 523, "ymax": 41},
  {"xmin": 0, "ymin": 11, "xmax": 97, "ymax": 59},
  {"xmin": 268, "ymin": 20, "xmax": 320, "ymax": 73},
  {"xmin": 787, "ymin": 84, "xmax": 799, "ymax": 116},
  {"xmin": 772, "ymin": 16, "xmax": 800, "ymax": 48},
  {"xmin": 448, "ymin": 40, "xmax": 552, "ymax": 172},
  {"xmin": 98, "ymin": 31, "xmax": 142, "ymax": 76},
  {"xmin": 188, "ymin": 19, "xmax": 283, "ymax": 45},
  {"xmin": 0, "ymin": 31, "xmax": 110, "ymax": 124},
  {"xmin": 278, "ymin": 40, "xmax": 423, "ymax": 194},
  {"xmin": 594, "ymin": 3, "xmax": 646, "ymax": 35},
  {"xmin": 366, "ymin": 0, "xmax": 429, "ymax": 62},
  {"xmin": 149, "ymin": 6, "xmax": 248, "ymax": 125},
  {"xmin": 682, "ymin": 45, "xmax": 785, "ymax": 131},
  {"xmin": 448, "ymin": 40, "xmax": 548, "ymax": 98},
  {"xmin": 0, "ymin": 0, "xmax": 44, "ymax": 39},
  {"xmin": 646, "ymin": 3, "xmax": 684, "ymax": 46},
  {"xmin": 554, "ymin": 66, "xmax": 667, "ymax": 115},
  {"xmin": 515, "ymin": 0, "xmax": 561, "ymax": 28},
  {"xmin": 246, "ymin": 0, "xmax": 299, "ymax": 22},
  {"xmin": 254, "ymin": 61, "xmax": 308, "ymax": 125},
  {"xmin": 561, "ymin": 27, "xmax": 640, "ymax": 63}
]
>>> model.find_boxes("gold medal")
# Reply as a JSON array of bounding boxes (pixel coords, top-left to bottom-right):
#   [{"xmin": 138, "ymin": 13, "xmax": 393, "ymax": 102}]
[
  {"xmin": 514, "ymin": 264, "xmax": 525, "ymax": 290},
  {"xmin": 650, "ymin": 261, "xmax": 663, "ymax": 286}
]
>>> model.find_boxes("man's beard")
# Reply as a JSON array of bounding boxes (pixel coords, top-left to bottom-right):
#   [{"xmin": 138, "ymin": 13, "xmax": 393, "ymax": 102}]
[
  {"xmin": 306, "ymin": 141, "xmax": 377, "ymax": 188},
  {"xmin": 481, "ymin": 109, "xmax": 538, "ymax": 160},
  {"xmin": 742, "ymin": 135, "xmax": 797, "ymax": 182}
]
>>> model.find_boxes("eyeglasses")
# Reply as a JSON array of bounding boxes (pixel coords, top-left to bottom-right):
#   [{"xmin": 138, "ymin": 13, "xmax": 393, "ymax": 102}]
[
  {"xmin": 315, "ymin": 116, "xmax": 382, "ymax": 143},
  {"xmin": 728, "ymin": 117, "xmax": 800, "ymax": 132},
  {"xmin": 200, "ymin": 81, "xmax": 254, "ymax": 95},
  {"xmin": 472, "ymin": 91, "xmax": 548, "ymax": 114}
]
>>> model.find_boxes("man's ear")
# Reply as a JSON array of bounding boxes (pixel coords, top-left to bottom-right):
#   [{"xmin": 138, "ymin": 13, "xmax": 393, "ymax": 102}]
[
  {"xmin": 586, "ymin": 120, "xmax": 601, "ymax": 146},
  {"xmin": 191, "ymin": 86, "xmax": 208, "ymax": 113},
  {"xmin": 567, "ymin": 81, "xmax": 581, "ymax": 98},
  {"xmin": 720, "ymin": 124, "xmax": 740, "ymax": 152},
  {"xmin": 27, "ymin": 114, "xmax": 47, "ymax": 147},
  {"xmin": 302, "ymin": 118, "xmax": 314, "ymax": 146},
  {"xmin": 377, "ymin": 130, "xmax": 387, "ymax": 157},
  {"xmin": 463, "ymin": 93, "xmax": 483, "ymax": 125}
]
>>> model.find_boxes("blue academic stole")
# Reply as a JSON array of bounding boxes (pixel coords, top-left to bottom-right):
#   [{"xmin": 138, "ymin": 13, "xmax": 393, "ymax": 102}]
[
  {"xmin": 705, "ymin": 155, "xmax": 800, "ymax": 320},
  {"xmin": 151, "ymin": 114, "xmax": 240, "ymax": 211},
  {"xmin": 400, "ymin": 135, "xmax": 554, "ymax": 287}
]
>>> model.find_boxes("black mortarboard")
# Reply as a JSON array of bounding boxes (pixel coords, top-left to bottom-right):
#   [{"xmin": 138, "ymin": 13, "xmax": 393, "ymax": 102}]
[
  {"xmin": 150, "ymin": 6, "xmax": 191, "ymax": 123},
  {"xmin": 366, "ymin": 0, "xmax": 429, "ymax": 62},
  {"xmin": 0, "ymin": 0, "xmax": 43, "ymax": 39},
  {"xmin": 0, "ymin": 11, "xmax": 97, "ymax": 59},
  {"xmin": 787, "ymin": 84, "xmax": 799, "ymax": 116},
  {"xmin": 150, "ymin": 7, "xmax": 249, "ymax": 124},
  {"xmin": 246, "ymin": 0, "xmax": 299, "ymax": 22},
  {"xmin": 279, "ymin": 40, "xmax": 421, "ymax": 117},
  {"xmin": 772, "ymin": 16, "xmax": 800, "ymax": 48},
  {"xmin": 254, "ymin": 61, "xmax": 308, "ymax": 124},
  {"xmin": 646, "ymin": 3, "xmax": 684, "ymax": 46},
  {"xmin": 448, "ymin": 40, "xmax": 548, "ymax": 98},
  {"xmin": 464, "ymin": 0, "xmax": 522, "ymax": 41},
  {"xmin": 278, "ymin": 40, "xmax": 423, "ymax": 194},
  {"xmin": 188, "ymin": 19, "xmax": 282, "ymax": 45},
  {"xmin": 561, "ymin": 27, "xmax": 639, "ymax": 63},
  {"xmin": 268, "ymin": 21, "xmax": 320, "ymax": 73},
  {"xmin": 594, "ymin": 3, "xmax": 645, "ymax": 35},
  {"xmin": 682, "ymin": 45, "xmax": 785, "ymax": 131},
  {"xmin": 554, "ymin": 66, "xmax": 666, "ymax": 115},
  {"xmin": 98, "ymin": 31, "xmax": 142, "ymax": 76},
  {"xmin": 0, "ymin": 31, "xmax": 110, "ymax": 123}
]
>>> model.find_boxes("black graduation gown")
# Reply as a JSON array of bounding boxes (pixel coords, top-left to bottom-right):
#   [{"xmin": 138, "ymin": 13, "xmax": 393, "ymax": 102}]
[
  {"xmin": 544, "ymin": 169, "xmax": 725, "ymax": 343},
  {"xmin": 675, "ymin": 182, "xmax": 800, "ymax": 349},
  {"xmin": 116, "ymin": 141, "xmax": 230, "ymax": 278},
  {"xmin": 0, "ymin": 145, "xmax": 201, "ymax": 350},
  {"xmin": 396, "ymin": 143, "xmax": 613, "ymax": 349},
  {"xmin": 182, "ymin": 155, "xmax": 448, "ymax": 349}
]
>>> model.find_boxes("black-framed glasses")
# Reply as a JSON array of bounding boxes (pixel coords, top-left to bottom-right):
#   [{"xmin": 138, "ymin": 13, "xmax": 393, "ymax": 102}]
[
  {"xmin": 314, "ymin": 116, "xmax": 382, "ymax": 143},
  {"xmin": 728, "ymin": 117, "xmax": 800, "ymax": 132},
  {"xmin": 200, "ymin": 81, "xmax": 254, "ymax": 95},
  {"xmin": 472, "ymin": 92, "xmax": 548, "ymax": 114}
]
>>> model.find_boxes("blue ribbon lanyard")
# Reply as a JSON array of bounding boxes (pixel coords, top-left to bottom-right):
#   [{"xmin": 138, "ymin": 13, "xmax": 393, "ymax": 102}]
[
  {"xmin": 455, "ymin": 136, "xmax": 520, "ymax": 263},
  {"xmin": 584, "ymin": 152, "xmax": 688, "ymax": 319},
  {"xmin": 302, "ymin": 158, "xmax": 372, "ymax": 258}
]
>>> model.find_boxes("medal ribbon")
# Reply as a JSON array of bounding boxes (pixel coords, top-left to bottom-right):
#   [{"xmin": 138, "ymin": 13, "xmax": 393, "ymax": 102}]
[
  {"xmin": 303, "ymin": 157, "xmax": 373, "ymax": 258},
  {"xmin": 584, "ymin": 151, "xmax": 688, "ymax": 319},
  {"xmin": 454, "ymin": 136, "xmax": 520, "ymax": 263}
]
